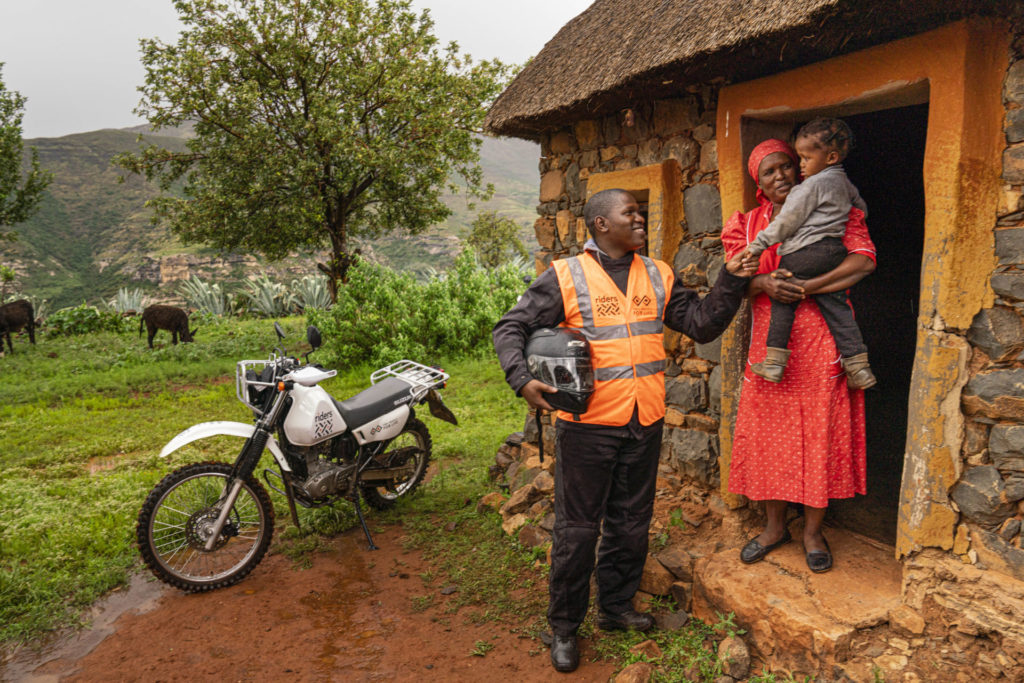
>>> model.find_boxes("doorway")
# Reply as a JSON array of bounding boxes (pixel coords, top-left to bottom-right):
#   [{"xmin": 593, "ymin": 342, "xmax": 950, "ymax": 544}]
[{"xmin": 828, "ymin": 103, "xmax": 928, "ymax": 545}]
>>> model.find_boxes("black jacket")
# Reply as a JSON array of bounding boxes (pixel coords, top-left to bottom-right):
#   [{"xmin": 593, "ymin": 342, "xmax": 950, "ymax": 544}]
[{"xmin": 493, "ymin": 248, "xmax": 748, "ymax": 396}]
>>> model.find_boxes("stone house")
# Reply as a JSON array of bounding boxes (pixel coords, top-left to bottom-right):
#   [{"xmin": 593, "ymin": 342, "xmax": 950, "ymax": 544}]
[{"xmin": 485, "ymin": 0, "xmax": 1024, "ymax": 674}]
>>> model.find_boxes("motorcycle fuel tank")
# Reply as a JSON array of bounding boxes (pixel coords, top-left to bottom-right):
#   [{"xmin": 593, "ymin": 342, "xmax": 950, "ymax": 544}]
[{"xmin": 282, "ymin": 384, "xmax": 347, "ymax": 446}]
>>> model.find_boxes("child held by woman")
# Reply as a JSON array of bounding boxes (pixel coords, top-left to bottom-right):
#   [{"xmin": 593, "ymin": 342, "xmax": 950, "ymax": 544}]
[{"xmin": 742, "ymin": 117, "xmax": 877, "ymax": 389}]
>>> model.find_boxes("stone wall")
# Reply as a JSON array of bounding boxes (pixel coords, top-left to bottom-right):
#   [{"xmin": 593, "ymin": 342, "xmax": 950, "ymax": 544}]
[
  {"xmin": 526, "ymin": 22, "xmax": 1024, "ymax": 589},
  {"xmin": 532, "ymin": 88, "xmax": 727, "ymax": 488},
  {"xmin": 952, "ymin": 39, "xmax": 1024, "ymax": 587}
]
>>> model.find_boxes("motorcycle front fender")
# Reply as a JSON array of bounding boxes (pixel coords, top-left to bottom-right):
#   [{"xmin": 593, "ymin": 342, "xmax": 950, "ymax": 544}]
[{"xmin": 159, "ymin": 421, "xmax": 291, "ymax": 472}]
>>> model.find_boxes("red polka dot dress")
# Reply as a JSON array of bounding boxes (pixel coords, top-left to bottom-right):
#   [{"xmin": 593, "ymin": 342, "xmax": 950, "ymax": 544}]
[{"xmin": 723, "ymin": 203, "xmax": 873, "ymax": 508}]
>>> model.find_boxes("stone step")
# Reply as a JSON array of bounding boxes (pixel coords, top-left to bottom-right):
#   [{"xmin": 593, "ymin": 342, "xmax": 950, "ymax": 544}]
[{"xmin": 691, "ymin": 522, "xmax": 902, "ymax": 676}]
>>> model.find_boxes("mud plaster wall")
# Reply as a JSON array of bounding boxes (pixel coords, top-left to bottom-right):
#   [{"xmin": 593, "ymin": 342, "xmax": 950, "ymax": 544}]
[{"xmin": 521, "ymin": 14, "xmax": 1024, "ymax": 645}]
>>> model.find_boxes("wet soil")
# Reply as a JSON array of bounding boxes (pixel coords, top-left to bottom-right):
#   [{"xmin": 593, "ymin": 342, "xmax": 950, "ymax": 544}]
[{"xmin": 2, "ymin": 525, "xmax": 618, "ymax": 682}]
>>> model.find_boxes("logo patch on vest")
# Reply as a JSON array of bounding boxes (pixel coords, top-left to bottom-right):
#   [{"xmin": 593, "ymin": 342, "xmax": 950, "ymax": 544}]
[
  {"xmin": 632, "ymin": 294, "xmax": 656, "ymax": 317},
  {"xmin": 594, "ymin": 295, "xmax": 621, "ymax": 317}
]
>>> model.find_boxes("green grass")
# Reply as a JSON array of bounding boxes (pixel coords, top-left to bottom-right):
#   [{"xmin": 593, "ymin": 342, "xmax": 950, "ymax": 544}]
[
  {"xmin": 0, "ymin": 316, "xmax": 745, "ymax": 681},
  {"xmin": 0, "ymin": 315, "xmax": 525, "ymax": 646}
]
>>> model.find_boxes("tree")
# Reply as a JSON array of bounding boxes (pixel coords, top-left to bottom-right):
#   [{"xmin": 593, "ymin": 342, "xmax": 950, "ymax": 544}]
[
  {"xmin": 0, "ymin": 63, "xmax": 51, "ymax": 243},
  {"xmin": 466, "ymin": 210, "xmax": 527, "ymax": 269},
  {"xmin": 117, "ymin": 0, "xmax": 508, "ymax": 301}
]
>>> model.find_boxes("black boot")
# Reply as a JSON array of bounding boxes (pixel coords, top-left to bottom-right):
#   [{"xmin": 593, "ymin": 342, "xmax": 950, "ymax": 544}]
[
  {"xmin": 597, "ymin": 608, "xmax": 655, "ymax": 632},
  {"xmin": 550, "ymin": 634, "xmax": 579, "ymax": 673}
]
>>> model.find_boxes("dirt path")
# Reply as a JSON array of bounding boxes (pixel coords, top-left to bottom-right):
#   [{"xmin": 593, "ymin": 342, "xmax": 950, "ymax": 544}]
[{"xmin": 4, "ymin": 525, "xmax": 618, "ymax": 682}]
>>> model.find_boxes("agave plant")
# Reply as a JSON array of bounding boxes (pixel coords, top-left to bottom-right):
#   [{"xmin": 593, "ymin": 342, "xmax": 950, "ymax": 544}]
[
  {"xmin": 290, "ymin": 274, "xmax": 332, "ymax": 311},
  {"xmin": 178, "ymin": 276, "xmax": 231, "ymax": 316},
  {"xmin": 240, "ymin": 273, "xmax": 293, "ymax": 317},
  {"xmin": 107, "ymin": 286, "xmax": 148, "ymax": 314}
]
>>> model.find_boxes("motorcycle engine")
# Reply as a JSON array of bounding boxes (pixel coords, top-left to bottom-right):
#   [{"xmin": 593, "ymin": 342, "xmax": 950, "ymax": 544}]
[
  {"xmin": 290, "ymin": 442, "xmax": 356, "ymax": 499},
  {"xmin": 300, "ymin": 459, "xmax": 356, "ymax": 499}
]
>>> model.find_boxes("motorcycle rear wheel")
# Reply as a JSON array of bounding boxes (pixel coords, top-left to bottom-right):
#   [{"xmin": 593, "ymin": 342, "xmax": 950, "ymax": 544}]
[
  {"xmin": 362, "ymin": 418, "xmax": 432, "ymax": 510},
  {"xmin": 137, "ymin": 461, "xmax": 274, "ymax": 592}
]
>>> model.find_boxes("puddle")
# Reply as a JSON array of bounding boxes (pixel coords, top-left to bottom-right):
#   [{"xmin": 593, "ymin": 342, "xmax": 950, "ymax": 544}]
[{"xmin": 0, "ymin": 572, "xmax": 167, "ymax": 681}]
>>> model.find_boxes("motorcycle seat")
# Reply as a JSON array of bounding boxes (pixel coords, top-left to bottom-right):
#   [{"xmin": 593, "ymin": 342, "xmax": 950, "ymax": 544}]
[{"xmin": 333, "ymin": 377, "xmax": 416, "ymax": 429}]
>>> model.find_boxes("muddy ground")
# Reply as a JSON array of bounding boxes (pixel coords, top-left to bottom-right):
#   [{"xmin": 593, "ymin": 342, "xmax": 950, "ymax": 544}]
[{"xmin": 2, "ymin": 525, "xmax": 620, "ymax": 682}]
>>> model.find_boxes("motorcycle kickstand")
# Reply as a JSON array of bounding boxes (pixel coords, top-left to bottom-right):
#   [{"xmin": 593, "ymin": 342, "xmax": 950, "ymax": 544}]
[{"xmin": 352, "ymin": 485, "xmax": 379, "ymax": 551}]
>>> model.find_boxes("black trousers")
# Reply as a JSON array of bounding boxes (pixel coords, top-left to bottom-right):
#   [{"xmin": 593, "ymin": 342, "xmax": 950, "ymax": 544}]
[
  {"xmin": 768, "ymin": 237, "xmax": 867, "ymax": 357},
  {"xmin": 547, "ymin": 417, "xmax": 663, "ymax": 636}
]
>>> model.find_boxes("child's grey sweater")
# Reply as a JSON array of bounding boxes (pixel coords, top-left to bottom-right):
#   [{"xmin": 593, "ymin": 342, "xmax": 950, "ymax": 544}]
[{"xmin": 749, "ymin": 164, "xmax": 867, "ymax": 257}]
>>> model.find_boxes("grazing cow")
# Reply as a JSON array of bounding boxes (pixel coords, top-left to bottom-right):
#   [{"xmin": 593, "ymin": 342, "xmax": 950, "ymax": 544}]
[
  {"xmin": 139, "ymin": 305, "xmax": 197, "ymax": 349},
  {"xmin": 0, "ymin": 299, "xmax": 35, "ymax": 354}
]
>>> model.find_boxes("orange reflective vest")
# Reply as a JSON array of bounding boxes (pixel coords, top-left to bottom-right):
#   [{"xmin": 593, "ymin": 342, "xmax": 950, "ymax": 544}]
[{"xmin": 550, "ymin": 251, "xmax": 673, "ymax": 426}]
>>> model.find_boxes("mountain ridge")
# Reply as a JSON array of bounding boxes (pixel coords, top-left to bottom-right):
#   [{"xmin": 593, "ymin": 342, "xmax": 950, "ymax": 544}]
[{"xmin": 2, "ymin": 128, "xmax": 540, "ymax": 308}]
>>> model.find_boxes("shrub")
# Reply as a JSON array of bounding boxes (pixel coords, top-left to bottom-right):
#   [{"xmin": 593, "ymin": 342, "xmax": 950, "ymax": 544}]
[
  {"xmin": 46, "ymin": 304, "xmax": 131, "ymax": 336},
  {"xmin": 310, "ymin": 250, "xmax": 527, "ymax": 368}
]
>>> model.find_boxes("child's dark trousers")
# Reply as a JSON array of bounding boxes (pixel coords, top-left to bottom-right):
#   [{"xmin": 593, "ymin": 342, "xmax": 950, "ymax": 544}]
[{"xmin": 767, "ymin": 237, "xmax": 868, "ymax": 357}]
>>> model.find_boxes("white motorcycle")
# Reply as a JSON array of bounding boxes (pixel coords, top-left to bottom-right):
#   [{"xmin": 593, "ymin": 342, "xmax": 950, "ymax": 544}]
[{"xmin": 136, "ymin": 322, "xmax": 457, "ymax": 592}]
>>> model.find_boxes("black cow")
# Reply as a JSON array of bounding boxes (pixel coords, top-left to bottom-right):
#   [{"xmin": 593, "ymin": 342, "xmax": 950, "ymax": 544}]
[
  {"xmin": 0, "ymin": 299, "xmax": 35, "ymax": 354},
  {"xmin": 139, "ymin": 305, "xmax": 197, "ymax": 349}
]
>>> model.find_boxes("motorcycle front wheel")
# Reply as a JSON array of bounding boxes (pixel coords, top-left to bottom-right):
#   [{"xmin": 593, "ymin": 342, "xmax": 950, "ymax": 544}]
[
  {"xmin": 362, "ymin": 418, "xmax": 432, "ymax": 510},
  {"xmin": 136, "ymin": 461, "xmax": 274, "ymax": 592}
]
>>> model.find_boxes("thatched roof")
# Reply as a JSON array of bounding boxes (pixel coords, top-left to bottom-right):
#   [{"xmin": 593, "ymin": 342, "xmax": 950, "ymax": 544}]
[{"xmin": 485, "ymin": 0, "xmax": 1015, "ymax": 138}]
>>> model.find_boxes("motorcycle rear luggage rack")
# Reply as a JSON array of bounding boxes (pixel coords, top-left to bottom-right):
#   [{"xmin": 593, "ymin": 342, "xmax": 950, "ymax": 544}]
[{"xmin": 370, "ymin": 360, "xmax": 449, "ymax": 401}]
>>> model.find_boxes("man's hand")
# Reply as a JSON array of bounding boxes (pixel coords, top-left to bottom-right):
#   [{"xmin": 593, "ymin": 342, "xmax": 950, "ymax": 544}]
[
  {"xmin": 726, "ymin": 250, "xmax": 759, "ymax": 278},
  {"xmin": 521, "ymin": 379, "xmax": 558, "ymax": 411},
  {"xmin": 758, "ymin": 269, "xmax": 805, "ymax": 303}
]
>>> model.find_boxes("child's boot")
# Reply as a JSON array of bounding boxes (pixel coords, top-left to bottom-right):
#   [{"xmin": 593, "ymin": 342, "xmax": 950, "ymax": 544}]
[
  {"xmin": 842, "ymin": 353, "xmax": 877, "ymax": 389},
  {"xmin": 751, "ymin": 347, "xmax": 791, "ymax": 383}
]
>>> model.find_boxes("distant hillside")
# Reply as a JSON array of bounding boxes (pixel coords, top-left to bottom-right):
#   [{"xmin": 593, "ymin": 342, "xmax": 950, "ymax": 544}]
[{"xmin": 1, "ymin": 129, "xmax": 540, "ymax": 308}]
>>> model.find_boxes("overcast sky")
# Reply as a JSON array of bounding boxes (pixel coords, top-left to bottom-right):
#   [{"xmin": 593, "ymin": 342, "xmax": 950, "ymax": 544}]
[{"xmin": 0, "ymin": 0, "xmax": 592, "ymax": 140}]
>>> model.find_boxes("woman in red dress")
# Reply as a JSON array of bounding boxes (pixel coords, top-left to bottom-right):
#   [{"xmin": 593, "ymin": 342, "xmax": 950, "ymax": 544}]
[{"xmin": 722, "ymin": 139, "xmax": 876, "ymax": 573}]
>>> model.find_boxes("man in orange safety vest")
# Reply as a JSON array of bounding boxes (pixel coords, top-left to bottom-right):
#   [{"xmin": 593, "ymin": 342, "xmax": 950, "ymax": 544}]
[{"xmin": 494, "ymin": 188, "xmax": 757, "ymax": 674}]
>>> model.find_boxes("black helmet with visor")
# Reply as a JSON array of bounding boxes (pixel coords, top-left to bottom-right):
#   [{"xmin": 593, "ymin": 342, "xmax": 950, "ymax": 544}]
[{"xmin": 524, "ymin": 327, "xmax": 594, "ymax": 414}]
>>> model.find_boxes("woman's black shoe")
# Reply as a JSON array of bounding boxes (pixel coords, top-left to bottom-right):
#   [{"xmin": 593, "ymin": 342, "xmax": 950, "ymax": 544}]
[
  {"xmin": 805, "ymin": 537, "xmax": 833, "ymax": 573},
  {"xmin": 550, "ymin": 634, "xmax": 579, "ymax": 673},
  {"xmin": 740, "ymin": 529, "xmax": 792, "ymax": 564}
]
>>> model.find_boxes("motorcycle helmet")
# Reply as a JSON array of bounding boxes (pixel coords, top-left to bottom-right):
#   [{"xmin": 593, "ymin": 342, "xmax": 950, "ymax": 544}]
[{"xmin": 524, "ymin": 328, "xmax": 594, "ymax": 414}]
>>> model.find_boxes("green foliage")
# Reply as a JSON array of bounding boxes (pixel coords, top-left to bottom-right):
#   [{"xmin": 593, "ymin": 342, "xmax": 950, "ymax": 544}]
[
  {"xmin": 593, "ymin": 616, "xmax": 724, "ymax": 682},
  {"xmin": 106, "ymin": 287, "xmax": 148, "ymax": 314},
  {"xmin": 311, "ymin": 250, "xmax": 526, "ymax": 367},
  {"xmin": 0, "ymin": 264, "xmax": 14, "ymax": 300},
  {"xmin": 240, "ymin": 273, "xmax": 293, "ymax": 317},
  {"xmin": 712, "ymin": 610, "xmax": 746, "ymax": 639},
  {"xmin": 178, "ymin": 275, "xmax": 232, "ymax": 316},
  {"xmin": 0, "ymin": 63, "xmax": 52, "ymax": 241},
  {"xmin": 291, "ymin": 274, "xmax": 333, "ymax": 312},
  {"xmin": 0, "ymin": 318, "xmax": 524, "ymax": 645},
  {"xmin": 466, "ymin": 210, "xmax": 528, "ymax": 268},
  {"xmin": 116, "ymin": 0, "xmax": 510, "ymax": 297},
  {"xmin": 668, "ymin": 507, "xmax": 687, "ymax": 530},
  {"xmin": 45, "ymin": 304, "xmax": 131, "ymax": 336}
]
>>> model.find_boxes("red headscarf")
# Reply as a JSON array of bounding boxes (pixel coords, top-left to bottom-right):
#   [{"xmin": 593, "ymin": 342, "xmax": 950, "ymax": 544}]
[{"xmin": 748, "ymin": 139, "xmax": 799, "ymax": 206}]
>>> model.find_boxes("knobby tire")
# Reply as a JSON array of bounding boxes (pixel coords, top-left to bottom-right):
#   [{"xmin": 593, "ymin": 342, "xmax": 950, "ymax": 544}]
[
  {"xmin": 136, "ymin": 461, "xmax": 274, "ymax": 592},
  {"xmin": 361, "ymin": 419, "xmax": 432, "ymax": 510}
]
